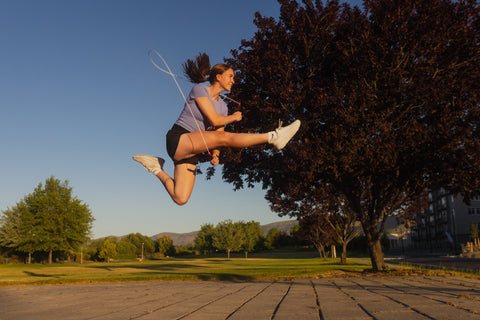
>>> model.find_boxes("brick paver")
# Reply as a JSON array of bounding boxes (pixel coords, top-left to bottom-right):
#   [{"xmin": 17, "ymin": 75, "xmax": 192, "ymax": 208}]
[{"xmin": 1, "ymin": 276, "xmax": 479, "ymax": 319}]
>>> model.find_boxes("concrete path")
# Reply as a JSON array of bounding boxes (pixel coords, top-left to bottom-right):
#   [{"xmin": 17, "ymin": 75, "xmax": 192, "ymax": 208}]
[{"xmin": 1, "ymin": 276, "xmax": 480, "ymax": 319}]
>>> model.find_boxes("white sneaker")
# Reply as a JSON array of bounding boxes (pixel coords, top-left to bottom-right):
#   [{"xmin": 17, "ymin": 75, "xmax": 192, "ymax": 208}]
[
  {"xmin": 133, "ymin": 155, "xmax": 165, "ymax": 173},
  {"xmin": 269, "ymin": 120, "xmax": 301, "ymax": 150}
]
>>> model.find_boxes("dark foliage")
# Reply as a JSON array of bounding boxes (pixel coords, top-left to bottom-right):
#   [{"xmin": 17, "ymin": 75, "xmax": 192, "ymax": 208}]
[{"xmin": 220, "ymin": 0, "xmax": 480, "ymax": 271}]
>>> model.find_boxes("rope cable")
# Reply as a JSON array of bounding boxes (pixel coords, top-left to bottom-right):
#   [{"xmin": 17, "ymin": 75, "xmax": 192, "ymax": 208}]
[
  {"xmin": 148, "ymin": 49, "xmax": 212, "ymax": 156},
  {"xmin": 148, "ymin": 50, "xmax": 241, "ymax": 105}
]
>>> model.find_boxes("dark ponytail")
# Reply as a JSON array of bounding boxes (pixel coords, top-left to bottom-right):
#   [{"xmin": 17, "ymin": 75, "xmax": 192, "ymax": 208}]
[
  {"xmin": 183, "ymin": 53, "xmax": 232, "ymax": 84},
  {"xmin": 183, "ymin": 53, "xmax": 211, "ymax": 83}
]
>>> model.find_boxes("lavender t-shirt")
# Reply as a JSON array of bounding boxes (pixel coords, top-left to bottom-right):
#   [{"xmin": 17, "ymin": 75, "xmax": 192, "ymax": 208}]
[{"xmin": 174, "ymin": 84, "xmax": 228, "ymax": 132}]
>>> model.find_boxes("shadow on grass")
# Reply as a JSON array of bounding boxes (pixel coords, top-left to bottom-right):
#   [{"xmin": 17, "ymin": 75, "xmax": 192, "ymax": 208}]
[
  {"xmin": 87, "ymin": 262, "xmax": 204, "ymax": 272},
  {"xmin": 23, "ymin": 271, "xmax": 65, "ymax": 278},
  {"xmin": 86, "ymin": 262, "xmax": 258, "ymax": 281},
  {"xmin": 79, "ymin": 259, "xmax": 275, "ymax": 281}
]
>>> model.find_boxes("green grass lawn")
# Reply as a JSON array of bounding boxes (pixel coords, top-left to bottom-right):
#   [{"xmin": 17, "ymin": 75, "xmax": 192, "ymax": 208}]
[
  {"xmin": 3, "ymin": 250, "xmax": 473, "ymax": 286},
  {"xmin": 0, "ymin": 254, "xmax": 374, "ymax": 286}
]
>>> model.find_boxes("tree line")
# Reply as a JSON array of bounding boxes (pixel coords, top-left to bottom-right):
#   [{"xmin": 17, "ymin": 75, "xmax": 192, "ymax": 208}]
[
  {"xmin": 0, "ymin": 173, "xmax": 362, "ymax": 263},
  {"xmin": 83, "ymin": 220, "xmax": 298, "ymax": 262},
  {"xmin": 0, "ymin": 176, "xmax": 393, "ymax": 265},
  {"xmin": 0, "ymin": 177, "xmax": 299, "ymax": 263},
  {"xmin": 85, "ymin": 232, "xmax": 175, "ymax": 262},
  {"xmin": 0, "ymin": 176, "xmax": 363, "ymax": 264},
  {"xmin": 194, "ymin": 220, "xmax": 299, "ymax": 259},
  {"xmin": 81, "ymin": 218, "xmax": 366, "ymax": 263}
]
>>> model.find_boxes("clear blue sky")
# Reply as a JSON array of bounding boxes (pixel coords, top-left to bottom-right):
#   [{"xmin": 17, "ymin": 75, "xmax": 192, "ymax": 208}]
[{"xmin": 0, "ymin": 0, "xmax": 363, "ymax": 238}]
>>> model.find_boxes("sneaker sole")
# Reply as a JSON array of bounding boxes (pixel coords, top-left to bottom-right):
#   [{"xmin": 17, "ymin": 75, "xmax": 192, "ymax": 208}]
[
  {"xmin": 133, "ymin": 155, "xmax": 165, "ymax": 172},
  {"xmin": 275, "ymin": 120, "xmax": 301, "ymax": 150}
]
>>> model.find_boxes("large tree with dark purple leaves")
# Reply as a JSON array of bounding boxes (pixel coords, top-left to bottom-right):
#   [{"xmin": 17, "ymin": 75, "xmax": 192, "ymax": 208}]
[{"xmin": 219, "ymin": 0, "xmax": 480, "ymax": 271}]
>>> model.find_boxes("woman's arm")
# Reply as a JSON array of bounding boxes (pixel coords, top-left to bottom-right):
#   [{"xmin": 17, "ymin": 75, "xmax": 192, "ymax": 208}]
[{"xmin": 195, "ymin": 97, "xmax": 242, "ymax": 127}]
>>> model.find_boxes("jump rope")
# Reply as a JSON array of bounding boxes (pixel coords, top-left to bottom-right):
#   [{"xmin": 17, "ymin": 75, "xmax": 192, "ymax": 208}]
[{"xmin": 148, "ymin": 49, "xmax": 241, "ymax": 158}]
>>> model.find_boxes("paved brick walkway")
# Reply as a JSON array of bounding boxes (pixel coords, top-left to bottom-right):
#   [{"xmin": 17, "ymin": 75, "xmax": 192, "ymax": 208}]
[{"xmin": 1, "ymin": 276, "xmax": 480, "ymax": 319}]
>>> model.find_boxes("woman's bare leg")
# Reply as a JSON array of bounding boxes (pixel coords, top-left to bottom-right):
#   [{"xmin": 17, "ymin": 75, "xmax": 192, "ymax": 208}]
[
  {"xmin": 174, "ymin": 131, "xmax": 269, "ymax": 161},
  {"xmin": 155, "ymin": 163, "xmax": 197, "ymax": 206},
  {"xmin": 147, "ymin": 131, "xmax": 267, "ymax": 205}
]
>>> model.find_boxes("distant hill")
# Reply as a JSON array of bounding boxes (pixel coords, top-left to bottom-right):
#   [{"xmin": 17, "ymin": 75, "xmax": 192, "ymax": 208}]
[
  {"xmin": 151, "ymin": 220, "xmax": 297, "ymax": 246},
  {"xmin": 151, "ymin": 231, "xmax": 198, "ymax": 247},
  {"xmin": 260, "ymin": 220, "xmax": 298, "ymax": 235}
]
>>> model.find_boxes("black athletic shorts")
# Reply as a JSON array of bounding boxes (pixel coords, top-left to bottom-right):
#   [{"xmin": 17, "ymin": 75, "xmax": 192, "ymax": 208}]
[{"xmin": 166, "ymin": 124, "xmax": 199, "ymax": 166}]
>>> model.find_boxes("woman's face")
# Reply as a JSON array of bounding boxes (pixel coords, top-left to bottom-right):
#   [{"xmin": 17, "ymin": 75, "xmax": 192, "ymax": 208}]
[{"xmin": 216, "ymin": 68, "xmax": 235, "ymax": 91}]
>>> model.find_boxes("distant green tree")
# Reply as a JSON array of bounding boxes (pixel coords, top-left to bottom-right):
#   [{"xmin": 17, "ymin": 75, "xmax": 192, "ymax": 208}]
[
  {"xmin": 175, "ymin": 243, "xmax": 196, "ymax": 256},
  {"xmin": 289, "ymin": 224, "xmax": 299, "ymax": 241},
  {"xmin": 288, "ymin": 224, "xmax": 305, "ymax": 247},
  {"xmin": 0, "ymin": 176, "xmax": 94, "ymax": 264},
  {"xmin": 0, "ymin": 206, "xmax": 23, "ymax": 249},
  {"xmin": 85, "ymin": 238, "xmax": 105, "ymax": 261},
  {"xmin": 116, "ymin": 237, "xmax": 137, "ymax": 258},
  {"xmin": 155, "ymin": 235, "xmax": 175, "ymax": 257},
  {"xmin": 264, "ymin": 228, "xmax": 282, "ymax": 250},
  {"xmin": 194, "ymin": 223, "xmax": 215, "ymax": 255},
  {"xmin": 213, "ymin": 220, "xmax": 245, "ymax": 260},
  {"xmin": 240, "ymin": 221, "xmax": 263, "ymax": 259},
  {"xmin": 0, "ymin": 201, "xmax": 36, "ymax": 263},
  {"xmin": 29, "ymin": 177, "xmax": 94, "ymax": 264},
  {"xmin": 124, "ymin": 233, "xmax": 155, "ymax": 257},
  {"xmin": 99, "ymin": 238, "xmax": 117, "ymax": 263}
]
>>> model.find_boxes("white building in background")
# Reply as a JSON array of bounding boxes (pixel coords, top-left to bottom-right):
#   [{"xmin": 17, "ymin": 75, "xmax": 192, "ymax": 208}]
[{"xmin": 411, "ymin": 190, "xmax": 480, "ymax": 253}]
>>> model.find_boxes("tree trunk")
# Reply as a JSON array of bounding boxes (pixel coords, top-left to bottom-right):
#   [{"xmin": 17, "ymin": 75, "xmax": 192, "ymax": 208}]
[
  {"xmin": 27, "ymin": 252, "xmax": 32, "ymax": 264},
  {"xmin": 362, "ymin": 217, "xmax": 386, "ymax": 272},
  {"xmin": 245, "ymin": 251, "xmax": 248, "ymax": 259},
  {"xmin": 366, "ymin": 237, "xmax": 386, "ymax": 271},
  {"xmin": 48, "ymin": 250, "xmax": 53, "ymax": 265},
  {"xmin": 227, "ymin": 249, "xmax": 231, "ymax": 260},
  {"xmin": 315, "ymin": 244, "xmax": 325, "ymax": 259},
  {"xmin": 340, "ymin": 242, "xmax": 347, "ymax": 264},
  {"xmin": 331, "ymin": 245, "xmax": 336, "ymax": 258}
]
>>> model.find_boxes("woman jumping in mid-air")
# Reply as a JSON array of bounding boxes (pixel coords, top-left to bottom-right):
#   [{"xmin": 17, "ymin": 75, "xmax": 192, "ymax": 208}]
[{"xmin": 133, "ymin": 53, "xmax": 300, "ymax": 205}]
